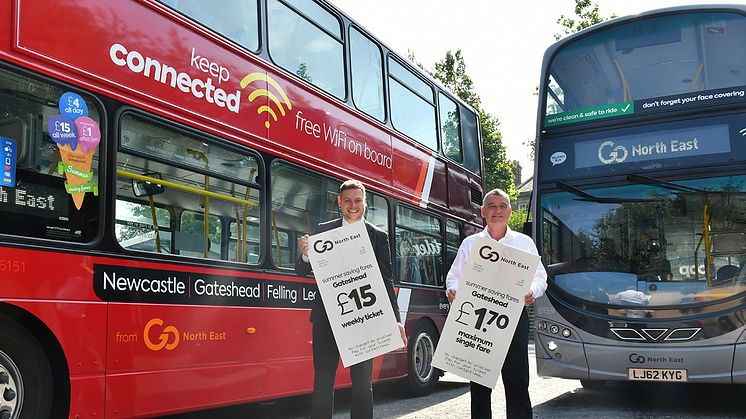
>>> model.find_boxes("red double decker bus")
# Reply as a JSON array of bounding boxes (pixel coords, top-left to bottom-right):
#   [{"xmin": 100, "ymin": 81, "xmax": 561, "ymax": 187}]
[{"xmin": 0, "ymin": 0, "xmax": 484, "ymax": 417}]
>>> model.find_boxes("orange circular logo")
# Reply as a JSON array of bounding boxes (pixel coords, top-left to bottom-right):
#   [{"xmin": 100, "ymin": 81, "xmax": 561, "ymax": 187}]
[{"xmin": 143, "ymin": 318, "xmax": 179, "ymax": 351}]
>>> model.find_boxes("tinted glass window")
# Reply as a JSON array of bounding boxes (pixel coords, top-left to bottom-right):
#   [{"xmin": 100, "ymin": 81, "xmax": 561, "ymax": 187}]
[
  {"xmin": 545, "ymin": 12, "xmax": 746, "ymax": 120},
  {"xmin": 446, "ymin": 219, "xmax": 462, "ymax": 268},
  {"xmin": 268, "ymin": 0, "xmax": 345, "ymax": 99},
  {"xmin": 116, "ymin": 114, "xmax": 261, "ymax": 263},
  {"xmin": 350, "ymin": 27, "xmax": 385, "ymax": 121},
  {"xmin": 0, "ymin": 68, "xmax": 101, "ymax": 242},
  {"xmin": 396, "ymin": 205, "xmax": 443, "ymax": 286},
  {"xmin": 461, "ymin": 106, "xmax": 481, "ymax": 175},
  {"xmin": 439, "ymin": 93, "xmax": 461, "ymax": 162},
  {"xmin": 160, "ymin": 0, "xmax": 259, "ymax": 51},
  {"xmin": 271, "ymin": 161, "xmax": 389, "ymax": 269},
  {"xmin": 388, "ymin": 58, "xmax": 436, "ymax": 149},
  {"xmin": 540, "ymin": 174, "xmax": 746, "ymax": 314}
]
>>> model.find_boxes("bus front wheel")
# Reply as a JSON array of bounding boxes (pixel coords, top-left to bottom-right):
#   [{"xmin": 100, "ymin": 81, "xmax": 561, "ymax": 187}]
[
  {"xmin": 0, "ymin": 314, "xmax": 54, "ymax": 419},
  {"xmin": 405, "ymin": 321, "xmax": 439, "ymax": 397},
  {"xmin": 580, "ymin": 379, "xmax": 607, "ymax": 391}
]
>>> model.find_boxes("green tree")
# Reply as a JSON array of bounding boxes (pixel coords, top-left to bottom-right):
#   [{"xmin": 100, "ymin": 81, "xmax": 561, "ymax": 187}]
[
  {"xmin": 432, "ymin": 50, "xmax": 516, "ymax": 196},
  {"xmin": 508, "ymin": 208, "xmax": 529, "ymax": 232},
  {"xmin": 555, "ymin": 0, "xmax": 617, "ymax": 40}
]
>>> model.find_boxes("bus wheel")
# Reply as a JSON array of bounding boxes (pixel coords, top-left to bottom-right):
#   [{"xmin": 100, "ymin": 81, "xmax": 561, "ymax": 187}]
[
  {"xmin": 0, "ymin": 314, "xmax": 53, "ymax": 419},
  {"xmin": 580, "ymin": 379, "xmax": 607, "ymax": 391},
  {"xmin": 405, "ymin": 322, "xmax": 439, "ymax": 397}
]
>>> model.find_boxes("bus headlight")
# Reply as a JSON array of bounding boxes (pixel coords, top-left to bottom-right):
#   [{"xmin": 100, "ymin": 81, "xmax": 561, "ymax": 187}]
[
  {"xmin": 549, "ymin": 324, "xmax": 559, "ymax": 334},
  {"xmin": 562, "ymin": 328, "xmax": 572, "ymax": 338},
  {"xmin": 547, "ymin": 340, "xmax": 558, "ymax": 351},
  {"xmin": 537, "ymin": 321, "xmax": 547, "ymax": 331}
]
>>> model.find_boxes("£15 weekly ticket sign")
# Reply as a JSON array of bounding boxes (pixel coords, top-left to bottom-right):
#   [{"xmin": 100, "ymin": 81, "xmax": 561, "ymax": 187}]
[
  {"xmin": 433, "ymin": 237, "xmax": 540, "ymax": 388},
  {"xmin": 308, "ymin": 221, "xmax": 403, "ymax": 367}
]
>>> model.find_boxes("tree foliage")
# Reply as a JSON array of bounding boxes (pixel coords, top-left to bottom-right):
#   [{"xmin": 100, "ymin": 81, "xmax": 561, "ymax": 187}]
[
  {"xmin": 432, "ymin": 50, "xmax": 516, "ymax": 197},
  {"xmin": 555, "ymin": 0, "xmax": 617, "ymax": 40}
]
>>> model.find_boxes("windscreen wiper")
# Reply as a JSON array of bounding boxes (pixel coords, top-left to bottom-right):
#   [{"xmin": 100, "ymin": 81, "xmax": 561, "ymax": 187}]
[
  {"xmin": 556, "ymin": 182, "xmax": 660, "ymax": 203},
  {"xmin": 626, "ymin": 174, "xmax": 707, "ymax": 193}
]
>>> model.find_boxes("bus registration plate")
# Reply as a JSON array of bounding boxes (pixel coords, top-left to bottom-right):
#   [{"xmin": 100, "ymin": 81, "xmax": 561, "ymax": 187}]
[{"xmin": 628, "ymin": 368, "xmax": 687, "ymax": 382}]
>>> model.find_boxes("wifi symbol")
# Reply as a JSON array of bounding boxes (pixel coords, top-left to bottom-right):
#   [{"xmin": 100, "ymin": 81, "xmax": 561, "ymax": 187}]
[
  {"xmin": 240, "ymin": 72, "xmax": 293, "ymax": 129},
  {"xmin": 740, "ymin": 128, "xmax": 746, "ymax": 136}
]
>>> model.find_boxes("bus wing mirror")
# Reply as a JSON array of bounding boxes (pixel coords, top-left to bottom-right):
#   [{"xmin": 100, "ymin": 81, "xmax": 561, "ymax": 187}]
[{"xmin": 132, "ymin": 172, "xmax": 165, "ymax": 197}]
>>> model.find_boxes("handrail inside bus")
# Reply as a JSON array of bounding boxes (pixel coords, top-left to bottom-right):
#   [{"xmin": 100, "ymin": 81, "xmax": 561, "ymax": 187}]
[
  {"xmin": 117, "ymin": 170, "xmax": 258, "ymax": 207},
  {"xmin": 613, "ymin": 58, "xmax": 632, "ymax": 101}
]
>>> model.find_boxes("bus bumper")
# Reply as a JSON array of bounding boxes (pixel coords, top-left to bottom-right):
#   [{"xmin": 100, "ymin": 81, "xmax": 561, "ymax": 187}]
[{"xmin": 536, "ymin": 332, "xmax": 737, "ymax": 383}]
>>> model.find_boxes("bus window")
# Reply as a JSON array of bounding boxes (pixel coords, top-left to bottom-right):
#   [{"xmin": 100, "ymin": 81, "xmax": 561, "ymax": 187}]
[
  {"xmin": 267, "ymin": 0, "xmax": 345, "ymax": 99},
  {"xmin": 365, "ymin": 191, "xmax": 389, "ymax": 231},
  {"xmin": 445, "ymin": 219, "xmax": 463, "ymax": 268},
  {"xmin": 115, "ymin": 200, "xmax": 172, "ymax": 253},
  {"xmin": 178, "ymin": 210, "xmax": 221, "ymax": 259},
  {"xmin": 270, "ymin": 160, "xmax": 340, "ymax": 269},
  {"xmin": 0, "ymin": 68, "xmax": 100, "ymax": 242},
  {"xmin": 388, "ymin": 58, "xmax": 437, "ymax": 150},
  {"xmin": 229, "ymin": 222, "xmax": 260, "ymax": 264},
  {"xmin": 544, "ymin": 12, "xmax": 746, "ymax": 119},
  {"xmin": 396, "ymin": 205, "xmax": 443, "ymax": 286},
  {"xmin": 439, "ymin": 93, "xmax": 461, "ymax": 162},
  {"xmin": 350, "ymin": 27, "xmax": 385, "ymax": 122},
  {"xmin": 461, "ymin": 106, "xmax": 481, "ymax": 175},
  {"xmin": 115, "ymin": 113, "xmax": 261, "ymax": 263},
  {"xmin": 159, "ymin": 0, "xmax": 260, "ymax": 52}
]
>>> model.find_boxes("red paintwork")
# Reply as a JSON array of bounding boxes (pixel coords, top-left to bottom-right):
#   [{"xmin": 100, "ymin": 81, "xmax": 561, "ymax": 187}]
[{"xmin": 0, "ymin": 0, "xmax": 468, "ymax": 416}]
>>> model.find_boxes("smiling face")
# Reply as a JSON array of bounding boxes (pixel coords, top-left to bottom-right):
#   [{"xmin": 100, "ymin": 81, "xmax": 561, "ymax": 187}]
[
  {"xmin": 338, "ymin": 187, "xmax": 366, "ymax": 223},
  {"xmin": 481, "ymin": 193, "xmax": 512, "ymax": 227}
]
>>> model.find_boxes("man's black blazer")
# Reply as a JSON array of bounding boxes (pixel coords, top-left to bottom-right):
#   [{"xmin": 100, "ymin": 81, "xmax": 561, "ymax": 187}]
[{"xmin": 295, "ymin": 218, "xmax": 401, "ymax": 327}]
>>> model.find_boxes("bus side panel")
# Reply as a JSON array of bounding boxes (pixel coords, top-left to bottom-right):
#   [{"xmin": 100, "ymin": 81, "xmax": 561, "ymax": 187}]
[
  {"xmin": 0, "ymin": 248, "xmax": 99, "ymax": 301},
  {"xmin": 732, "ymin": 342, "xmax": 746, "ymax": 383},
  {"xmin": 4, "ymin": 300, "xmax": 107, "ymax": 416},
  {"xmin": 105, "ymin": 303, "xmax": 268, "ymax": 417},
  {"xmin": 264, "ymin": 307, "xmax": 314, "ymax": 396}
]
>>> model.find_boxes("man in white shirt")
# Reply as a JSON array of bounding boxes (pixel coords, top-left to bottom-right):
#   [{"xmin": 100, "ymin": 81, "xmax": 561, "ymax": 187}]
[{"xmin": 446, "ymin": 188, "xmax": 547, "ymax": 419}]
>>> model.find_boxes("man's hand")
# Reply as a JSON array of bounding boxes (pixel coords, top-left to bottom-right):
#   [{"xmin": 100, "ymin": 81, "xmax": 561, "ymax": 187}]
[
  {"xmin": 447, "ymin": 288, "xmax": 457, "ymax": 304},
  {"xmin": 398, "ymin": 322, "xmax": 408, "ymax": 349},
  {"xmin": 524, "ymin": 291, "xmax": 535, "ymax": 305},
  {"xmin": 298, "ymin": 234, "xmax": 310, "ymax": 256}
]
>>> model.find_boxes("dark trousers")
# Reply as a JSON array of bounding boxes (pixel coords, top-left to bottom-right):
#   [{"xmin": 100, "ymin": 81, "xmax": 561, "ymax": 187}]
[
  {"xmin": 471, "ymin": 309, "xmax": 532, "ymax": 419},
  {"xmin": 311, "ymin": 321, "xmax": 373, "ymax": 419}
]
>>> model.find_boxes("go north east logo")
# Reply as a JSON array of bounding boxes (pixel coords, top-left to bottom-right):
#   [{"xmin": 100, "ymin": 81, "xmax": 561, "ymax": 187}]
[
  {"xmin": 241, "ymin": 72, "xmax": 293, "ymax": 128},
  {"xmin": 598, "ymin": 140, "xmax": 629, "ymax": 164},
  {"xmin": 144, "ymin": 318, "xmax": 179, "ymax": 351}
]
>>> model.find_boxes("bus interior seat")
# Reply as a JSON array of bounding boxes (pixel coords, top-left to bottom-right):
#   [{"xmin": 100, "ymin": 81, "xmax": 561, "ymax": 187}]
[{"xmin": 714, "ymin": 265, "xmax": 740, "ymax": 286}]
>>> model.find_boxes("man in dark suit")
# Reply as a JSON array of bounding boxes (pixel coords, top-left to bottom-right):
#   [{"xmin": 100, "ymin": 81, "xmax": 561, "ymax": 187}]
[{"xmin": 296, "ymin": 179, "xmax": 407, "ymax": 419}]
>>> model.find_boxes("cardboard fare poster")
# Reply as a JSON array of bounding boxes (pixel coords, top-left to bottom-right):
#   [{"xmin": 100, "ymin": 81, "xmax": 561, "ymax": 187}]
[
  {"xmin": 307, "ymin": 221, "xmax": 403, "ymax": 367},
  {"xmin": 432, "ymin": 237, "xmax": 540, "ymax": 388}
]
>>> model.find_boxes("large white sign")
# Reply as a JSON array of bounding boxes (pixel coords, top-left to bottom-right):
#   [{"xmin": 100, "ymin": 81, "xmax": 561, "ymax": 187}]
[
  {"xmin": 433, "ymin": 238, "xmax": 540, "ymax": 388},
  {"xmin": 308, "ymin": 221, "xmax": 403, "ymax": 367}
]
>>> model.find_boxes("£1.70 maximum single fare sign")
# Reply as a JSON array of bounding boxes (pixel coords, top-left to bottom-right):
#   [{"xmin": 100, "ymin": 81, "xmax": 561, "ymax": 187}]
[{"xmin": 433, "ymin": 238, "xmax": 540, "ymax": 388}]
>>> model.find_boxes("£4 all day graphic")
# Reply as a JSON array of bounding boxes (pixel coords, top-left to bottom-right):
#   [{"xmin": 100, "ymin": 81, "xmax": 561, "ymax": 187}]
[{"xmin": 48, "ymin": 92, "xmax": 101, "ymax": 210}]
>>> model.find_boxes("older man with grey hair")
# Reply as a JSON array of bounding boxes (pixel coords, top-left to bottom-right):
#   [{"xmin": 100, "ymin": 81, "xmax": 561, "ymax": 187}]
[{"xmin": 445, "ymin": 188, "xmax": 547, "ymax": 419}]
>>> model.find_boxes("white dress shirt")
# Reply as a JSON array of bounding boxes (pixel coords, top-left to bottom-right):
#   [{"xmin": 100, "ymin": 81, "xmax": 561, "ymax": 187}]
[{"xmin": 445, "ymin": 226, "xmax": 548, "ymax": 299}]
